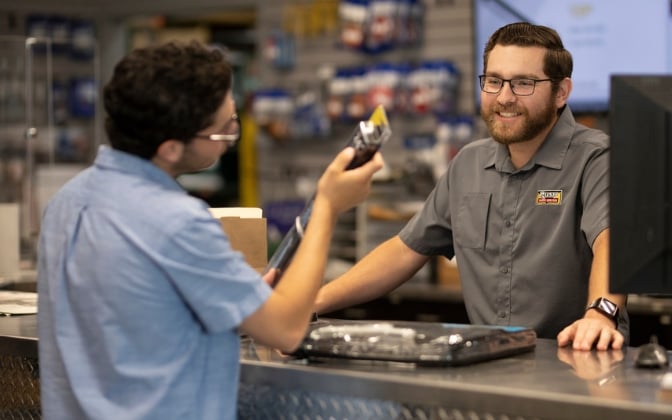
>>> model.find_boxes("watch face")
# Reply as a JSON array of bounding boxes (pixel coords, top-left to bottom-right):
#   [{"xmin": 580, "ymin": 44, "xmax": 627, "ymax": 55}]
[
  {"xmin": 598, "ymin": 298, "xmax": 618, "ymax": 316},
  {"xmin": 589, "ymin": 297, "xmax": 618, "ymax": 319}
]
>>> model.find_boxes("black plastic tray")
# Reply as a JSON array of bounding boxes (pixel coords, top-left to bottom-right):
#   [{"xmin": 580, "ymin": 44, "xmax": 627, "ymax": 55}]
[{"xmin": 293, "ymin": 319, "xmax": 537, "ymax": 366}]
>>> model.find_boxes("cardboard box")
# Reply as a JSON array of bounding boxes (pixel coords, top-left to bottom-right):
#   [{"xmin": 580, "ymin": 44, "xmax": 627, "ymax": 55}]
[
  {"xmin": 0, "ymin": 203, "xmax": 20, "ymax": 281},
  {"xmin": 210, "ymin": 208, "xmax": 267, "ymax": 273}
]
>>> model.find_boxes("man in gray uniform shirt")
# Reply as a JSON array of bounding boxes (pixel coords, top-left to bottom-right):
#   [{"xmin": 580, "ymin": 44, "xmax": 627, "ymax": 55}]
[{"xmin": 315, "ymin": 22, "xmax": 628, "ymax": 350}]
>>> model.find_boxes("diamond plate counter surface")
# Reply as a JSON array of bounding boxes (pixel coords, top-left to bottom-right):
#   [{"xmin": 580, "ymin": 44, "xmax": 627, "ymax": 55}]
[
  {"xmin": 237, "ymin": 383, "xmax": 537, "ymax": 420},
  {"xmin": 0, "ymin": 355, "xmax": 41, "ymax": 420}
]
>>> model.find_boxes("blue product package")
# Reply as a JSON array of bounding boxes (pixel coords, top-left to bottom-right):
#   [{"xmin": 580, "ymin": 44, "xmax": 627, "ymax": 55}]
[
  {"xmin": 69, "ymin": 19, "xmax": 96, "ymax": 60},
  {"xmin": 68, "ymin": 77, "xmax": 96, "ymax": 119}
]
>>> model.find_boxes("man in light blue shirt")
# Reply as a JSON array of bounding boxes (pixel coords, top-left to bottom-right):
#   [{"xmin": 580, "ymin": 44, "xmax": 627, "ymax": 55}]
[{"xmin": 37, "ymin": 41, "xmax": 383, "ymax": 420}]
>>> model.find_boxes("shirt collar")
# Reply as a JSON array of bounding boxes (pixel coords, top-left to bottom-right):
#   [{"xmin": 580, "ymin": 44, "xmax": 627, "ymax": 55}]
[
  {"xmin": 94, "ymin": 145, "xmax": 184, "ymax": 192},
  {"xmin": 485, "ymin": 106, "xmax": 576, "ymax": 173}
]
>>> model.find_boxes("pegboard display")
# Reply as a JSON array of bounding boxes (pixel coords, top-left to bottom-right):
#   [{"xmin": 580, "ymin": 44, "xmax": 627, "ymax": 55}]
[
  {"xmin": 253, "ymin": 0, "xmax": 475, "ymax": 188},
  {"xmin": 253, "ymin": 0, "xmax": 477, "ymax": 265}
]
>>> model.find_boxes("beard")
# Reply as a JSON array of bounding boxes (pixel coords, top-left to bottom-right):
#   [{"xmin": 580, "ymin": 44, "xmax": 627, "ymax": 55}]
[{"xmin": 481, "ymin": 97, "xmax": 557, "ymax": 145}]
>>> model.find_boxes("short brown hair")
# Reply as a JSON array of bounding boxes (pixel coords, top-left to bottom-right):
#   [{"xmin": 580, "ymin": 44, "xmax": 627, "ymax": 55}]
[
  {"xmin": 103, "ymin": 41, "xmax": 233, "ymax": 159},
  {"xmin": 482, "ymin": 22, "xmax": 573, "ymax": 82}
]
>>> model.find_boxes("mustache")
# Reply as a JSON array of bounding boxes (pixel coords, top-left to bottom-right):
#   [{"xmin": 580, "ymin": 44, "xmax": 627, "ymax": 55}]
[{"xmin": 491, "ymin": 106, "xmax": 524, "ymax": 114}]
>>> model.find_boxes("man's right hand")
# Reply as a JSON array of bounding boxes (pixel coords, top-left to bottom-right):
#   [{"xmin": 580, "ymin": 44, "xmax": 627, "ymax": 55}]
[{"xmin": 315, "ymin": 147, "xmax": 384, "ymax": 216}]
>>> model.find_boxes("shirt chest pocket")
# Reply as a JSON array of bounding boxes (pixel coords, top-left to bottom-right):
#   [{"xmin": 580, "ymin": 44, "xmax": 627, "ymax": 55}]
[{"xmin": 453, "ymin": 193, "xmax": 491, "ymax": 249}]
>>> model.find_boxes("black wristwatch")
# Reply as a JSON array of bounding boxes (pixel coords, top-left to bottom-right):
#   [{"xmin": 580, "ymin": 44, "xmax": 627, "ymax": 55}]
[{"xmin": 585, "ymin": 297, "xmax": 619, "ymax": 324}]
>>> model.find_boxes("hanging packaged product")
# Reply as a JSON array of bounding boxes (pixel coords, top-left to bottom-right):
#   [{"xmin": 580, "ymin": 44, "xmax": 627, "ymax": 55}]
[
  {"xmin": 364, "ymin": 0, "xmax": 397, "ymax": 54},
  {"xmin": 395, "ymin": 0, "xmax": 424, "ymax": 47},
  {"xmin": 433, "ymin": 60, "xmax": 460, "ymax": 116},
  {"xmin": 433, "ymin": 115, "xmax": 475, "ymax": 179},
  {"xmin": 252, "ymin": 88, "xmax": 294, "ymax": 143},
  {"xmin": 346, "ymin": 66, "xmax": 369, "ymax": 121},
  {"xmin": 394, "ymin": 62, "xmax": 413, "ymax": 115},
  {"xmin": 366, "ymin": 62, "xmax": 401, "ymax": 113},
  {"xmin": 407, "ymin": 62, "xmax": 433, "ymax": 114},
  {"xmin": 292, "ymin": 88, "xmax": 330, "ymax": 140},
  {"xmin": 263, "ymin": 29, "xmax": 295, "ymax": 70},
  {"xmin": 445, "ymin": 115, "xmax": 475, "ymax": 161},
  {"xmin": 339, "ymin": 0, "xmax": 369, "ymax": 50},
  {"xmin": 407, "ymin": 60, "xmax": 459, "ymax": 116},
  {"xmin": 48, "ymin": 15, "xmax": 71, "ymax": 55},
  {"xmin": 326, "ymin": 68, "xmax": 351, "ymax": 122},
  {"xmin": 68, "ymin": 77, "xmax": 96, "ymax": 119},
  {"xmin": 69, "ymin": 19, "xmax": 96, "ymax": 60},
  {"xmin": 265, "ymin": 105, "xmax": 392, "ymax": 283}
]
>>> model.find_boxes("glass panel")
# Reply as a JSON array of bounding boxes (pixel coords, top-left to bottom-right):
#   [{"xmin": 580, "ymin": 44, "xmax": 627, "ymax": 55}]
[{"xmin": 0, "ymin": 36, "xmax": 53, "ymax": 270}]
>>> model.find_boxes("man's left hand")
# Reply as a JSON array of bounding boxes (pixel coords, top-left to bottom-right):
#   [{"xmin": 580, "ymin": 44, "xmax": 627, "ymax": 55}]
[{"xmin": 557, "ymin": 311, "xmax": 624, "ymax": 351}]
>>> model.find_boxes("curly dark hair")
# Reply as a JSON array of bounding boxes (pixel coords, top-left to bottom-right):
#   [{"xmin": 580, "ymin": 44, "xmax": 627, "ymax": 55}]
[
  {"xmin": 103, "ymin": 41, "xmax": 233, "ymax": 159},
  {"xmin": 483, "ymin": 22, "xmax": 573, "ymax": 84}
]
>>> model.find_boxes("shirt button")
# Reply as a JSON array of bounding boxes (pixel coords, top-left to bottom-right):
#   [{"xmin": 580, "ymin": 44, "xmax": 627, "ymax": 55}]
[
  {"xmin": 505, "ymin": 220, "xmax": 511, "ymax": 227},
  {"xmin": 500, "ymin": 266, "xmax": 509, "ymax": 274}
]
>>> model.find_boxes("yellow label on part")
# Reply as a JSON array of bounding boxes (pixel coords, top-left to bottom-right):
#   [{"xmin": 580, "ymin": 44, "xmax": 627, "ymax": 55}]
[{"xmin": 368, "ymin": 104, "xmax": 389, "ymax": 127}]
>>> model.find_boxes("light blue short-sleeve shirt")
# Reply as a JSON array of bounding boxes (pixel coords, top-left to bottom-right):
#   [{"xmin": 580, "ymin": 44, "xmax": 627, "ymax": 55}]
[{"xmin": 38, "ymin": 145, "xmax": 272, "ymax": 420}]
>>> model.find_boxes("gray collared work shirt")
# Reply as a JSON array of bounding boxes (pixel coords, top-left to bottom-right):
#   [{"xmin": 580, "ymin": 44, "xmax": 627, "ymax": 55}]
[{"xmin": 400, "ymin": 107, "xmax": 628, "ymax": 339}]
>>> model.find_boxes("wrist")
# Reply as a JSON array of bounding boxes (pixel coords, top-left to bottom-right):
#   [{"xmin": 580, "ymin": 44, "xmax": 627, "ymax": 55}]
[
  {"xmin": 311, "ymin": 196, "xmax": 339, "ymax": 227},
  {"xmin": 585, "ymin": 297, "xmax": 619, "ymax": 327}
]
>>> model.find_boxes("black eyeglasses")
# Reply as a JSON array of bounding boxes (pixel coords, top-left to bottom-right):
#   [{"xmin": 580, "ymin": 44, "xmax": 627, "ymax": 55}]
[
  {"xmin": 193, "ymin": 113, "xmax": 241, "ymax": 144},
  {"xmin": 479, "ymin": 75, "xmax": 554, "ymax": 96}
]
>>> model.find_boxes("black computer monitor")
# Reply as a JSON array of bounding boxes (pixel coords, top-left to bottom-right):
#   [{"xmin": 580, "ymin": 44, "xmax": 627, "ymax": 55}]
[{"xmin": 609, "ymin": 75, "xmax": 672, "ymax": 295}]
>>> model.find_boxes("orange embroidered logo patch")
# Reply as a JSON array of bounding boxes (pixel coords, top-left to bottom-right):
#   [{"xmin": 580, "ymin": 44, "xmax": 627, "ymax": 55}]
[{"xmin": 536, "ymin": 190, "xmax": 562, "ymax": 205}]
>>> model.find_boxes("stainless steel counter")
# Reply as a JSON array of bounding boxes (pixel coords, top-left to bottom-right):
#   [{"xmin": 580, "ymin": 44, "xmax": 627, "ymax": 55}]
[
  {"xmin": 3, "ymin": 315, "xmax": 672, "ymax": 419},
  {"xmin": 0, "ymin": 314, "xmax": 38, "ymax": 358},
  {"xmin": 239, "ymin": 335, "xmax": 672, "ymax": 420}
]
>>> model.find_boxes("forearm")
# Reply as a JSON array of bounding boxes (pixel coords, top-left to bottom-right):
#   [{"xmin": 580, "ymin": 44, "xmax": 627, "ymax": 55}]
[
  {"xmin": 586, "ymin": 228, "xmax": 626, "ymax": 308},
  {"xmin": 240, "ymin": 147, "xmax": 384, "ymax": 351},
  {"xmin": 240, "ymin": 197, "xmax": 338, "ymax": 350},
  {"xmin": 315, "ymin": 236, "xmax": 429, "ymax": 314},
  {"xmin": 274, "ymin": 197, "xmax": 339, "ymax": 319},
  {"xmin": 557, "ymin": 228, "xmax": 627, "ymax": 349}
]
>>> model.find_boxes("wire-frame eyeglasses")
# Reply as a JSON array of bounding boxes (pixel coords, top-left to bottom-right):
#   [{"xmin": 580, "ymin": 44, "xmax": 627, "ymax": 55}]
[
  {"xmin": 479, "ymin": 75, "xmax": 553, "ymax": 96},
  {"xmin": 193, "ymin": 113, "xmax": 241, "ymax": 145}
]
